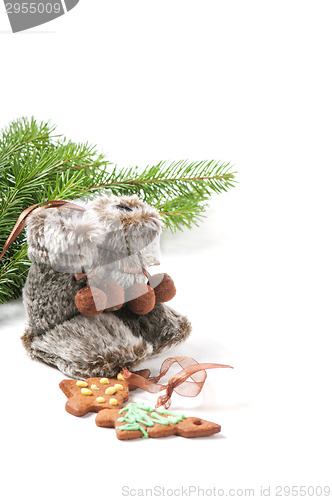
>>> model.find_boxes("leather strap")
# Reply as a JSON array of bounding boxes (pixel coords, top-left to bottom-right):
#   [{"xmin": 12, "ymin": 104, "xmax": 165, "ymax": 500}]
[{"xmin": 0, "ymin": 200, "xmax": 85, "ymax": 261}]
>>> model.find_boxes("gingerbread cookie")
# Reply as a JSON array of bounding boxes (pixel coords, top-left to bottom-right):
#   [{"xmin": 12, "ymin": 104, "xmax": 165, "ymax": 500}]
[
  {"xmin": 95, "ymin": 401, "xmax": 221, "ymax": 439},
  {"xmin": 59, "ymin": 375, "xmax": 129, "ymax": 416}
]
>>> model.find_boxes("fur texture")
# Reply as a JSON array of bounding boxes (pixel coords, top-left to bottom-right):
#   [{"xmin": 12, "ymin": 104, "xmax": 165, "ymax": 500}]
[{"xmin": 22, "ymin": 195, "xmax": 191, "ymax": 379}]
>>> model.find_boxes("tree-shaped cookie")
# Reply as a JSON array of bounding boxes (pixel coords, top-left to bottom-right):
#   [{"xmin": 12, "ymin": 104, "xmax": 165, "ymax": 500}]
[{"xmin": 95, "ymin": 401, "xmax": 221, "ymax": 439}]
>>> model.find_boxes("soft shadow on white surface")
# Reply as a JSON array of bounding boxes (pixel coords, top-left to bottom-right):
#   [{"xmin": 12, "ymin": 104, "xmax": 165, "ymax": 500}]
[
  {"xmin": 161, "ymin": 198, "xmax": 228, "ymax": 256},
  {"xmin": 0, "ymin": 299, "xmax": 26, "ymax": 325}
]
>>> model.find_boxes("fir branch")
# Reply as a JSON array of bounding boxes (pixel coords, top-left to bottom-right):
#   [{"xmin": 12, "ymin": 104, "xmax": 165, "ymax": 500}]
[
  {"xmin": 0, "ymin": 244, "xmax": 29, "ymax": 303},
  {"xmin": 158, "ymin": 192, "xmax": 210, "ymax": 232},
  {"xmin": 88, "ymin": 160, "xmax": 236, "ymax": 201}
]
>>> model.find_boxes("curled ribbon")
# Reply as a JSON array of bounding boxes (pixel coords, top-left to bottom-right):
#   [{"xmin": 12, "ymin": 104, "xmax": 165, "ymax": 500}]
[{"xmin": 121, "ymin": 356, "xmax": 233, "ymax": 409}]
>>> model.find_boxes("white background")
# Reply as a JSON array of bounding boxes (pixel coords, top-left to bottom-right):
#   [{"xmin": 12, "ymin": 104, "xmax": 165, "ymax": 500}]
[{"xmin": 0, "ymin": 1, "xmax": 331, "ymax": 499}]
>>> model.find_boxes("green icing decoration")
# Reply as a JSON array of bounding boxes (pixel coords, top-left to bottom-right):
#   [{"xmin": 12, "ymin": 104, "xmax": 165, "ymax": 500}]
[
  {"xmin": 156, "ymin": 407, "xmax": 186, "ymax": 419},
  {"xmin": 150, "ymin": 412, "xmax": 170, "ymax": 425},
  {"xmin": 117, "ymin": 422, "xmax": 149, "ymax": 438},
  {"xmin": 116, "ymin": 402, "xmax": 186, "ymax": 439}
]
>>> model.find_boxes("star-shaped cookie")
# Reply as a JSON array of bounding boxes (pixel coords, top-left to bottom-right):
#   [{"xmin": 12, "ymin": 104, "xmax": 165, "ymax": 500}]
[{"xmin": 59, "ymin": 377, "xmax": 129, "ymax": 416}]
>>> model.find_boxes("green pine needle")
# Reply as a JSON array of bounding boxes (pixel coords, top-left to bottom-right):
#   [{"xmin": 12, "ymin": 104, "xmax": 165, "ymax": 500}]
[{"xmin": 0, "ymin": 117, "xmax": 236, "ymax": 304}]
